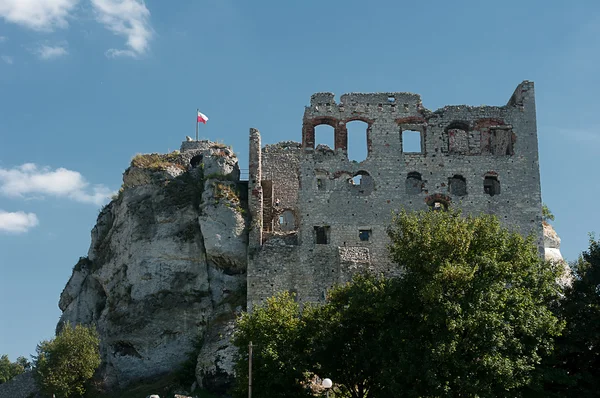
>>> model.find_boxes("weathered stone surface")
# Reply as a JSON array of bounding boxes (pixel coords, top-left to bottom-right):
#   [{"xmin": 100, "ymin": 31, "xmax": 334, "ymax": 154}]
[
  {"xmin": 196, "ymin": 318, "xmax": 237, "ymax": 395},
  {"xmin": 199, "ymin": 180, "xmax": 247, "ymax": 274},
  {"xmin": 248, "ymin": 81, "xmax": 547, "ymax": 309},
  {"xmin": 58, "ymin": 141, "xmax": 247, "ymax": 391},
  {"xmin": 543, "ymin": 222, "xmax": 571, "ymax": 286}
]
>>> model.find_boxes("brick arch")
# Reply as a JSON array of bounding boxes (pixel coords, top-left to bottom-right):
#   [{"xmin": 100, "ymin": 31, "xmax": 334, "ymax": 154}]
[
  {"xmin": 425, "ymin": 193, "xmax": 452, "ymax": 210},
  {"xmin": 444, "ymin": 120, "xmax": 471, "ymax": 132},
  {"xmin": 302, "ymin": 116, "xmax": 348, "ymax": 150},
  {"xmin": 444, "ymin": 120, "xmax": 471, "ymax": 155}
]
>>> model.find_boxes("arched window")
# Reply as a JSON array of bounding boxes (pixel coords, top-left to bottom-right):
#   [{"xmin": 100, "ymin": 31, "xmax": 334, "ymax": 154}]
[
  {"xmin": 315, "ymin": 124, "xmax": 335, "ymax": 151},
  {"xmin": 406, "ymin": 171, "xmax": 423, "ymax": 194},
  {"xmin": 484, "ymin": 175, "xmax": 501, "ymax": 196},
  {"xmin": 347, "ymin": 170, "xmax": 374, "ymax": 195},
  {"xmin": 346, "ymin": 120, "xmax": 369, "ymax": 162},
  {"xmin": 425, "ymin": 194, "xmax": 451, "ymax": 211},
  {"xmin": 445, "ymin": 121, "xmax": 470, "ymax": 154}
]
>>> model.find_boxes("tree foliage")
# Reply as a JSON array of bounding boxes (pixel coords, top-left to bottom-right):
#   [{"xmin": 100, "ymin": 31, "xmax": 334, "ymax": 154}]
[
  {"xmin": 303, "ymin": 274, "xmax": 391, "ymax": 398},
  {"xmin": 384, "ymin": 210, "xmax": 564, "ymax": 397},
  {"xmin": 32, "ymin": 322, "xmax": 101, "ymax": 398},
  {"xmin": 0, "ymin": 354, "xmax": 27, "ymax": 384},
  {"xmin": 541, "ymin": 236, "xmax": 600, "ymax": 397},
  {"xmin": 542, "ymin": 204, "xmax": 555, "ymax": 222},
  {"xmin": 233, "ymin": 210, "xmax": 565, "ymax": 398},
  {"xmin": 232, "ymin": 292, "xmax": 311, "ymax": 398}
]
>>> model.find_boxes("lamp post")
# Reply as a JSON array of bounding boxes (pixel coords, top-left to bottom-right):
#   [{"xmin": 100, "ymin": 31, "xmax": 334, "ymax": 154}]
[{"xmin": 322, "ymin": 378, "xmax": 332, "ymax": 397}]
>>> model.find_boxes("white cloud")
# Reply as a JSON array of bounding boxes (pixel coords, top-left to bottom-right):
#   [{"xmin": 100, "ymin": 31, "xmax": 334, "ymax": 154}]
[
  {"xmin": 0, "ymin": 210, "xmax": 39, "ymax": 233},
  {"xmin": 36, "ymin": 45, "xmax": 68, "ymax": 59},
  {"xmin": 1, "ymin": 55, "xmax": 13, "ymax": 64},
  {"xmin": 0, "ymin": 0, "xmax": 79, "ymax": 31},
  {"xmin": 0, "ymin": 163, "xmax": 113, "ymax": 205},
  {"xmin": 0, "ymin": 36, "xmax": 6, "ymax": 42},
  {"xmin": 104, "ymin": 48, "xmax": 135, "ymax": 58},
  {"xmin": 91, "ymin": 0, "xmax": 152, "ymax": 58}
]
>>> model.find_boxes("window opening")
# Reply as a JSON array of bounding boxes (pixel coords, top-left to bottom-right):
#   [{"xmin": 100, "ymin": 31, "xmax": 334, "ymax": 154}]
[
  {"xmin": 448, "ymin": 175, "xmax": 467, "ymax": 196},
  {"xmin": 317, "ymin": 178, "xmax": 325, "ymax": 190},
  {"xmin": 346, "ymin": 120, "xmax": 369, "ymax": 162},
  {"xmin": 359, "ymin": 229, "xmax": 371, "ymax": 242},
  {"xmin": 406, "ymin": 171, "xmax": 423, "ymax": 195},
  {"xmin": 315, "ymin": 124, "xmax": 335, "ymax": 151},
  {"xmin": 387, "ymin": 96, "xmax": 396, "ymax": 103},
  {"xmin": 490, "ymin": 128, "xmax": 514, "ymax": 155},
  {"xmin": 314, "ymin": 226, "xmax": 330, "ymax": 244},
  {"xmin": 402, "ymin": 130, "xmax": 423, "ymax": 153},
  {"xmin": 350, "ymin": 175, "xmax": 362, "ymax": 185},
  {"xmin": 484, "ymin": 176, "xmax": 501, "ymax": 196},
  {"xmin": 347, "ymin": 171, "xmax": 373, "ymax": 195}
]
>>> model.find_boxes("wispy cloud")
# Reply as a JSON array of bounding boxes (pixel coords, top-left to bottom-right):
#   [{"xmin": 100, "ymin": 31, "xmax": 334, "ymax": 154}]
[
  {"xmin": 1, "ymin": 55, "xmax": 13, "ymax": 64},
  {"xmin": 0, "ymin": 210, "xmax": 39, "ymax": 233},
  {"xmin": 0, "ymin": 163, "xmax": 113, "ymax": 206},
  {"xmin": 0, "ymin": 36, "xmax": 6, "ymax": 42},
  {"xmin": 36, "ymin": 45, "xmax": 68, "ymax": 60},
  {"xmin": 0, "ymin": 0, "xmax": 79, "ymax": 31},
  {"xmin": 91, "ymin": 0, "xmax": 152, "ymax": 58}
]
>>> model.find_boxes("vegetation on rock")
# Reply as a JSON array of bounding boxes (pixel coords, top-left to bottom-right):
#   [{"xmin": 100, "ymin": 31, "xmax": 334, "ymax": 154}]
[
  {"xmin": 130, "ymin": 152, "xmax": 185, "ymax": 171},
  {"xmin": 542, "ymin": 203, "xmax": 555, "ymax": 222}
]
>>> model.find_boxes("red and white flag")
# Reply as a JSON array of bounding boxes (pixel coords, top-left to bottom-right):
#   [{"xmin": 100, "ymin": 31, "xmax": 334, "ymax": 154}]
[{"xmin": 197, "ymin": 111, "xmax": 209, "ymax": 124}]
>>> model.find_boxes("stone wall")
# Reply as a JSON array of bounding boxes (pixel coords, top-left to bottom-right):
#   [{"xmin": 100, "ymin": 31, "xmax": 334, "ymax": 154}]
[{"xmin": 248, "ymin": 81, "xmax": 543, "ymax": 309}]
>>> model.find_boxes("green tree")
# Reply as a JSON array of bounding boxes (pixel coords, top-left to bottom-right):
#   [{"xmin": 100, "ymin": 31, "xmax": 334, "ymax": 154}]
[
  {"xmin": 234, "ymin": 211, "xmax": 565, "ymax": 398},
  {"xmin": 303, "ymin": 274, "xmax": 391, "ymax": 398},
  {"xmin": 0, "ymin": 354, "xmax": 26, "ymax": 384},
  {"xmin": 384, "ymin": 210, "xmax": 564, "ymax": 397},
  {"xmin": 232, "ymin": 292, "xmax": 311, "ymax": 398},
  {"xmin": 545, "ymin": 237, "xmax": 600, "ymax": 397},
  {"xmin": 542, "ymin": 204, "xmax": 555, "ymax": 222},
  {"xmin": 32, "ymin": 322, "xmax": 101, "ymax": 398}
]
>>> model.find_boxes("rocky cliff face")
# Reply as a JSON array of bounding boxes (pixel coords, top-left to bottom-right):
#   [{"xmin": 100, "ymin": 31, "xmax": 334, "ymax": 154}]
[
  {"xmin": 543, "ymin": 221, "xmax": 571, "ymax": 286},
  {"xmin": 58, "ymin": 141, "xmax": 247, "ymax": 393}
]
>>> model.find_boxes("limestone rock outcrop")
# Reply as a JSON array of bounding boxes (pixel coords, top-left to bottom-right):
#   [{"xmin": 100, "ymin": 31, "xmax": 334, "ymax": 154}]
[
  {"xmin": 543, "ymin": 222, "xmax": 572, "ymax": 286},
  {"xmin": 57, "ymin": 141, "xmax": 247, "ymax": 392}
]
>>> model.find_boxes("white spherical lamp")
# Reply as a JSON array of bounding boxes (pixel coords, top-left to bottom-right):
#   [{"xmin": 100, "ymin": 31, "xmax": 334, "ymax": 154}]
[{"xmin": 322, "ymin": 378, "xmax": 333, "ymax": 389}]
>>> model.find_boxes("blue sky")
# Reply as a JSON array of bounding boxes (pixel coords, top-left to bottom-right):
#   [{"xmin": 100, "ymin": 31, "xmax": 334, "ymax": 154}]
[{"xmin": 1, "ymin": 0, "xmax": 599, "ymax": 361}]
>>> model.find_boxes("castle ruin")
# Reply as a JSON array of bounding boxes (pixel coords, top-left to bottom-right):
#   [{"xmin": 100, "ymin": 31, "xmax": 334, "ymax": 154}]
[{"xmin": 246, "ymin": 81, "xmax": 542, "ymax": 310}]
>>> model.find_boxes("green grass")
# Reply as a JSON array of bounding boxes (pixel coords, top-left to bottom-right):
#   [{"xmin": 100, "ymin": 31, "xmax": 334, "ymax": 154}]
[{"xmin": 130, "ymin": 152, "xmax": 186, "ymax": 171}]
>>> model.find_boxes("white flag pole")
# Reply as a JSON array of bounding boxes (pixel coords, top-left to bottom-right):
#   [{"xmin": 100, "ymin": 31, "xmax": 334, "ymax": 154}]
[{"xmin": 195, "ymin": 108, "xmax": 199, "ymax": 141}]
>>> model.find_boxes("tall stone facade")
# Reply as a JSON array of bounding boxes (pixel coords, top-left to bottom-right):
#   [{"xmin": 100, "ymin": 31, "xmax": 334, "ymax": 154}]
[{"xmin": 247, "ymin": 81, "xmax": 542, "ymax": 309}]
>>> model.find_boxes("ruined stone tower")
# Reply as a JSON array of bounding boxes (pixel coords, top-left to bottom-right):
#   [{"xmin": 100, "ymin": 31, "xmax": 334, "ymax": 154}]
[{"xmin": 247, "ymin": 81, "xmax": 542, "ymax": 310}]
